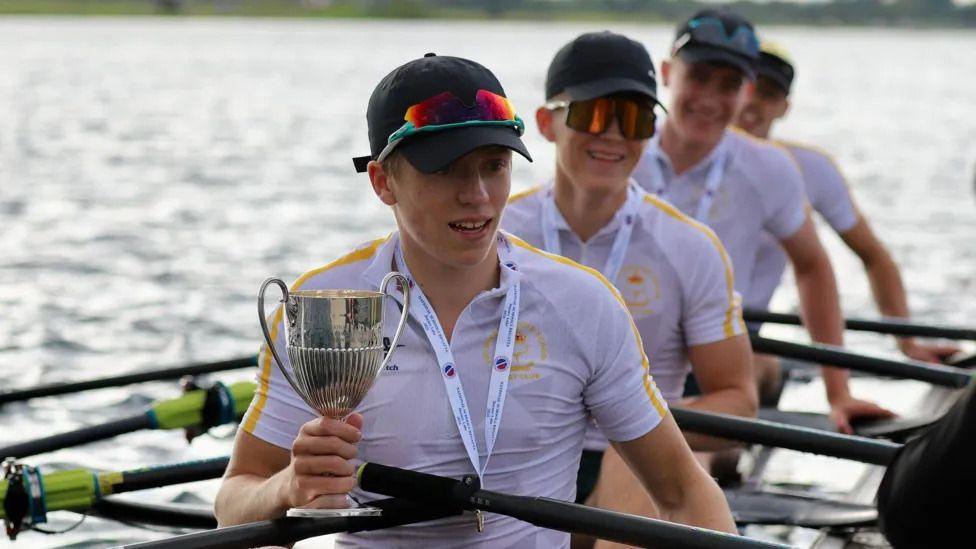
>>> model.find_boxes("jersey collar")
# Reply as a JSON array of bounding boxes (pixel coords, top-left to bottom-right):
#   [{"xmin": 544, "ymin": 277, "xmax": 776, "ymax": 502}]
[{"xmin": 361, "ymin": 230, "xmax": 522, "ymax": 305}]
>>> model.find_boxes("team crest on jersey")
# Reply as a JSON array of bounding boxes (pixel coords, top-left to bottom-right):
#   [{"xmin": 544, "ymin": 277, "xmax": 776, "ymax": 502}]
[
  {"xmin": 483, "ymin": 322, "xmax": 548, "ymax": 381},
  {"xmin": 619, "ymin": 264, "xmax": 660, "ymax": 318}
]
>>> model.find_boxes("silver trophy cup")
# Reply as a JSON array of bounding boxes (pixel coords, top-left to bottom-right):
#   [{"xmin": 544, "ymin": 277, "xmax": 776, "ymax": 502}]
[{"xmin": 258, "ymin": 271, "xmax": 410, "ymax": 518}]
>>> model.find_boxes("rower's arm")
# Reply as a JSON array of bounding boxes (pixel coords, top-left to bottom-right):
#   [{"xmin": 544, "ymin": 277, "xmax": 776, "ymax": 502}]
[
  {"xmin": 215, "ymin": 416, "xmax": 362, "ymax": 527},
  {"xmin": 839, "ymin": 216, "xmax": 959, "ymax": 362},
  {"xmin": 215, "ymin": 430, "xmax": 292, "ymax": 526},
  {"xmin": 781, "ymin": 215, "xmax": 894, "ymax": 432},
  {"xmin": 612, "ymin": 414, "xmax": 736, "ymax": 533},
  {"xmin": 681, "ymin": 335, "xmax": 757, "ymax": 451},
  {"xmin": 780, "ymin": 214, "xmax": 846, "ymax": 384}
]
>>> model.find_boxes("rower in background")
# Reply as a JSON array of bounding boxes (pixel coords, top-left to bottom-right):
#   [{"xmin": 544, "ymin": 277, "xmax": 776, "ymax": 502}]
[
  {"xmin": 631, "ymin": 8, "xmax": 894, "ymax": 434},
  {"xmin": 734, "ymin": 42, "xmax": 960, "ymax": 405},
  {"xmin": 501, "ymin": 31, "xmax": 756, "ymax": 547}
]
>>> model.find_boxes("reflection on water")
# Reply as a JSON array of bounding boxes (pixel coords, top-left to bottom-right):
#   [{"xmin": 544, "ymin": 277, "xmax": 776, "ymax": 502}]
[{"xmin": 0, "ymin": 16, "xmax": 974, "ymax": 548}]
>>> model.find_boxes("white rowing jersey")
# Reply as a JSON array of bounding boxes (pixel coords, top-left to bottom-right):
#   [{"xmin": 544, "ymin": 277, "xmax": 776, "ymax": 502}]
[
  {"xmin": 747, "ymin": 142, "xmax": 861, "ymax": 309},
  {"xmin": 502, "ymin": 183, "xmax": 744, "ymax": 452},
  {"xmin": 242, "ymin": 230, "xmax": 667, "ymax": 548},
  {"xmin": 632, "ymin": 128, "xmax": 808, "ymax": 310}
]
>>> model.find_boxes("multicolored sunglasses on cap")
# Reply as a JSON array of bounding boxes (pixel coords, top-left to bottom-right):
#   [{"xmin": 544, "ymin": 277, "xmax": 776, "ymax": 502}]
[
  {"xmin": 545, "ymin": 95, "xmax": 657, "ymax": 140},
  {"xmin": 376, "ymin": 89, "xmax": 525, "ymax": 162},
  {"xmin": 676, "ymin": 16, "xmax": 759, "ymax": 58}
]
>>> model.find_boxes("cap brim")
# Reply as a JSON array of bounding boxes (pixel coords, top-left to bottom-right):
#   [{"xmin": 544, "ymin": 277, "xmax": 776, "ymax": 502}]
[
  {"xmin": 755, "ymin": 67, "xmax": 792, "ymax": 95},
  {"xmin": 399, "ymin": 125, "xmax": 532, "ymax": 175},
  {"xmin": 563, "ymin": 77, "xmax": 664, "ymax": 110},
  {"xmin": 677, "ymin": 45, "xmax": 756, "ymax": 80}
]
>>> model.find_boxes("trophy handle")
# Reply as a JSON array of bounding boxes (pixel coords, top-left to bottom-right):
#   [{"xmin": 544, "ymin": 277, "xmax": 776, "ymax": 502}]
[
  {"xmin": 257, "ymin": 277, "xmax": 305, "ymax": 400},
  {"xmin": 379, "ymin": 271, "xmax": 411, "ymax": 369}
]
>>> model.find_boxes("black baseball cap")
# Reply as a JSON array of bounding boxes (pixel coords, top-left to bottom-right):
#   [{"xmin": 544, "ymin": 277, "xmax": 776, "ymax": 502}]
[
  {"xmin": 352, "ymin": 54, "xmax": 531, "ymax": 174},
  {"xmin": 546, "ymin": 31, "xmax": 663, "ymax": 107},
  {"xmin": 672, "ymin": 9, "xmax": 760, "ymax": 79},
  {"xmin": 757, "ymin": 41, "xmax": 795, "ymax": 95}
]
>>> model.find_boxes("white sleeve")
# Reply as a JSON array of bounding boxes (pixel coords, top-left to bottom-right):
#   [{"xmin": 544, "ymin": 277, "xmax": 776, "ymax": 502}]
[
  {"xmin": 680, "ymin": 227, "xmax": 746, "ymax": 345},
  {"xmin": 241, "ymin": 304, "xmax": 317, "ymax": 449},
  {"xmin": 801, "ymin": 150, "xmax": 860, "ymax": 234},
  {"xmin": 583, "ymin": 278, "xmax": 668, "ymax": 443},
  {"xmin": 762, "ymin": 148, "xmax": 808, "ymax": 240}
]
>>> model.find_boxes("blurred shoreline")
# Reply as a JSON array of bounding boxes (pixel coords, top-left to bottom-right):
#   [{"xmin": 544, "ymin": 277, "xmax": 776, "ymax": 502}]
[{"xmin": 1, "ymin": 0, "xmax": 974, "ymax": 28}]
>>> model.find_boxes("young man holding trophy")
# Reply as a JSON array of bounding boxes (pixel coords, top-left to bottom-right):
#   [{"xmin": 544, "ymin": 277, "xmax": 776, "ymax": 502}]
[
  {"xmin": 501, "ymin": 31, "xmax": 756, "ymax": 544},
  {"xmin": 214, "ymin": 54, "xmax": 736, "ymax": 546}
]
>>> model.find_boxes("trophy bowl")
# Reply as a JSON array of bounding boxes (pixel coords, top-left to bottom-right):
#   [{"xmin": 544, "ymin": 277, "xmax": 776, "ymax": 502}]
[{"xmin": 258, "ymin": 272, "xmax": 410, "ymax": 518}]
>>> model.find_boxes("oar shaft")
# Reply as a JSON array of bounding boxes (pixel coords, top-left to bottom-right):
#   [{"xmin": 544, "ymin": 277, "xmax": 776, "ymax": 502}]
[
  {"xmin": 91, "ymin": 497, "xmax": 217, "ymax": 530},
  {"xmin": 0, "ymin": 382, "xmax": 253, "ymax": 459},
  {"xmin": 102, "ymin": 457, "xmax": 230, "ymax": 495},
  {"xmin": 0, "ymin": 356, "xmax": 256, "ymax": 405},
  {"xmin": 671, "ymin": 408, "xmax": 901, "ymax": 466},
  {"xmin": 750, "ymin": 335, "xmax": 972, "ymax": 388},
  {"xmin": 359, "ymin": 463, "xmax": 789, "ymax": 549},
  {"xmin": 121, "ymin": 498, "xmax": 461, "ymax": 549},
  {"xmin": 0, "ymin": 414, "xmax": 153, "ymax": 459},
  {"xmin": 743, "ymin": 309, "xmax": 976, "ymax": 341}
]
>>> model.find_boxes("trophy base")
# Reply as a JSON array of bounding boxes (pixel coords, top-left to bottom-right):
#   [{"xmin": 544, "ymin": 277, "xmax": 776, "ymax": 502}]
[{"xmin": 287, "ymin": 506, "xmax": 382, "ymax": 518}]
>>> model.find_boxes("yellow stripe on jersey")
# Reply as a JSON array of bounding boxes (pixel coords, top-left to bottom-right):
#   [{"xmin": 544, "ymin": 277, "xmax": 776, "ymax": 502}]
[
  {"xmin": 731, "ymin": 126, "xmax": 806, "ymax": 177},
  {"xmin": 507, "ymin": 184, "xmax": 545, "ymax": 204},
  {"xmin": 507, "ymin": 234, "xmax": 668, "ymax": 419},
  {"xmin": 642, "ymin": 194, "xmax": 746, "ymax": 336},
  {"xmin": 242, "ymin": 235, "xmax": 392, "ymax": 434},
  {"xmin": 777, "ymin": 139, "xmax": 858, "ymax": 202}
]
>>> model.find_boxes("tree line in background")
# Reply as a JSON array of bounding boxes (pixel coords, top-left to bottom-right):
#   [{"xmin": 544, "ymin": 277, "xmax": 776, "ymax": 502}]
[{"xmin": 3, "ymin": 0, "xmax": 974, "ymax": 26}]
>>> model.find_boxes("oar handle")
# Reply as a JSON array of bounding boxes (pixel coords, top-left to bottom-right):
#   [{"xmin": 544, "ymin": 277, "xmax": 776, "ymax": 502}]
[
  {"xmin": 750, "ymin": 334, "xmax": 972, "ymax": 388},
  {"xmin": 743, "ymin": 309, "xmax": 976, "ymax": 341},
  {"xmin": 358, "ymin": 463, "xmax": 790, "ymax": 549},
  {"xmin": 671, "ymin": 407, "xmax": 902, "ymax": 466},
  {"xmin": 120, "ymin": 497, "xmax": 460, "ymax": 549},
  {"xmin": 0, "ymin": 356, "xmax": 257, "ymax": 406}
]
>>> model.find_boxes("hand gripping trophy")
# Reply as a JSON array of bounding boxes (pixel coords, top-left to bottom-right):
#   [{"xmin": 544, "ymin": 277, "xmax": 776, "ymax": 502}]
[{"xmin": 258, "ymin": 272, "xmax": 410, "ymax": 517}]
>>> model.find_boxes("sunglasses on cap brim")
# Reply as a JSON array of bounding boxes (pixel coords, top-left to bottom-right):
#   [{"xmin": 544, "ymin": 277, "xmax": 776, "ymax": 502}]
[
  {"xmin": 353, "ymin": 89, "xmax": 525, "ymax": 172},
  {"xmin": 674, "ymin": 16, "xmax": 759, "ymax": 58},
  {"xmin": 545, "ymin": 95, "xmax": 659, "ymax": 140}
]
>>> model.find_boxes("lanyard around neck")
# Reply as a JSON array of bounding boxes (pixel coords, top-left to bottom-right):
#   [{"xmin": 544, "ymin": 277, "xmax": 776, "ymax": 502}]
[
  {"xmin": 393, "ymin": 233, "xmax": 520, "ymax": 485},
  {"xmin": 541, "ymin": 183, "xmax": 640, "ymax": 285},
  {"xmin": 648, "ymin": 140, "xmax": 729, "ymax": 223}
]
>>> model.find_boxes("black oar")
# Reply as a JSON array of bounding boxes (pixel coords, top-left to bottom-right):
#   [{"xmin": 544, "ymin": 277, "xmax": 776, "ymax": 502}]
[
  {"xmin": 750, "ymin": 334, "xmax": 972, "ymax": 388},
  {"xmin": 671, "ymin": 407, "xmax": 901, "ymax": 466},
  {"xmin": 121, "ymin": 498, "xmax": 461, "ymax": 549},
  {"xmin": 0, "ymin": 381, "xmax": 254, "ymax": 459},
  {"xmin": 743, "ymin": 309, "xmax": 976, "ymax": 341},
  {"xmin": 1, "ymin": 456, "xmax": 229, "ymax": 539},
  {"xmin": 758, "ymin": 407, "xmax": 937, "ymax": 442},
  {"xmin": 358, "ymin": 463, "xmax": 789, "ymax": 549},
  {"xmin": 0, "ymin": 355, "xmax": 256, "ymax": 406},
  {"xmin": 91, "ymin": 498, "xmax": 217, "ymax": 530},
  {"xmin": 726, "ymin": 488, "xmax": 877, "ymax": 528}
]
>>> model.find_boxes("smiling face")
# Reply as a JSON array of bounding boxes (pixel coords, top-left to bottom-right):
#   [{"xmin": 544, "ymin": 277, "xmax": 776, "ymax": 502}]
[
  {"xmin": 368, "ymin": 146, "xmax": 512, "ymax": 272},
  {"xmin": 662, "ymin": 56, "xmax": 753, "ymax": 148},
  {"xmin": 538, "ymin": 93, "xmax": 649, "ymax": 194},
  {"xmin": 735, "ymin": 76, "xmax": 790, "ymax": 139}
]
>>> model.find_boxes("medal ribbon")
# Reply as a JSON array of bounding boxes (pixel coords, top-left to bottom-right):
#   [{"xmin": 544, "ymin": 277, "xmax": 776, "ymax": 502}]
[
  {"xmin": 647, "ymin": 140, "xmax": 729, "ymax": 223},
  {"xmin": 393, "ymin": 233, "xmax": 520, "ymax": 484},
  {"xmin": 541, "ymin": 182, "xmax": 641, "ymax": 285}
]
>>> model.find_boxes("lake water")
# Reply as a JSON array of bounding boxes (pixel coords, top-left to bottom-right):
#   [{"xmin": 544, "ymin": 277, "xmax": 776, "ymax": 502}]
[{"xmin": 0, "ymin": 16, "xmax": 974, "ymax": 548}]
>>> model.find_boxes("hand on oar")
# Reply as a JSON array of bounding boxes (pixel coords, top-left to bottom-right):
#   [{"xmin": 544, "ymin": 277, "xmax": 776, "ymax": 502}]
[
  {"xmin": 829, "ymin": 395, "xmax": 896, "ymax": 435},
  {"xmin": 897, "ymin": 338, "xmax": 962, "ymax": 364}
]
